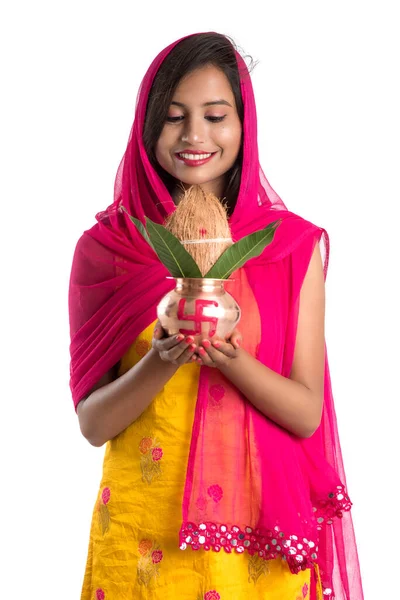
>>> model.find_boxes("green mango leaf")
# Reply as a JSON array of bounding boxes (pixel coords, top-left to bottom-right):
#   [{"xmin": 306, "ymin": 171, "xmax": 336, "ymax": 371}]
[
  {"xmin": 145, "ymin": 217, "xmax": 202, "ymax": 278},
  {"xmin": 204, "ymin": 219, "xmax": 282, "ymax": 279},
  {"xmin": 121, "ymin": 208, "xmax": 154, "ymax": 248}
]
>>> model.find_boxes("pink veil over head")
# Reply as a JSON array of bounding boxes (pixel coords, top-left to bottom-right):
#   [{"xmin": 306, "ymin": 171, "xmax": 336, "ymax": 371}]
[{"xmin": 68, "ymin": 33, "xmax": 363, "ymax": 600}]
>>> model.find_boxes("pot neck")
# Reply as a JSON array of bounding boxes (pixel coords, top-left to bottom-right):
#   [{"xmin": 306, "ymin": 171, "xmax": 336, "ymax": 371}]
[{"xmin": 174, "ymin": 278, "xmax": 226, "ymax": 294}]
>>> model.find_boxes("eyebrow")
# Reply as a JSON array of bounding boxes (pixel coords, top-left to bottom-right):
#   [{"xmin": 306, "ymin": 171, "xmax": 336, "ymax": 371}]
[{"xmin": 171, "ymin": 99, "xmax": 233, "ymax": 108}]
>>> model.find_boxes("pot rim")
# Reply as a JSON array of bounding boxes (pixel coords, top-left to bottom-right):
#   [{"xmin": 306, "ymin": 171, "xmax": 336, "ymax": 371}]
[{"xmin": 166, "ymin": 276, "xmax": 235, "ymax": 282}]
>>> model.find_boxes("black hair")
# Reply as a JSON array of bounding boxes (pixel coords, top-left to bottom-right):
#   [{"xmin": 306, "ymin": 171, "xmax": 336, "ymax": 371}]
[{"xmin": 143, "ymin": 33, "xmax": 255, "ymax": 215}]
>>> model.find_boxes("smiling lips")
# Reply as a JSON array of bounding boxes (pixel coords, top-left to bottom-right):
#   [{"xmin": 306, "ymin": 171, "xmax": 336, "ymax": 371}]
[{"xmin": 175, "ymin": 150, "xmax": 217, "ymax": 167}]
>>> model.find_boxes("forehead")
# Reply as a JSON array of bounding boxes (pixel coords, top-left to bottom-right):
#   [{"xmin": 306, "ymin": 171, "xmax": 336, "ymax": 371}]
[{"xmin": 172, "ymin": 65, "xmax": 235, "ymax": 104}]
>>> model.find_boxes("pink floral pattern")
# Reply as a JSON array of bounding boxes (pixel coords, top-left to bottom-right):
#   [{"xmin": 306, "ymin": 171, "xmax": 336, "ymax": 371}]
[
  {"xmin": 296, "ymin": 580, "xmax": 310, "ymax": 600},
  {"xmin": 152, "ymin": 549, "xmax": 163, "ymax": 564},
  {"xmin": 139, "ymin": 436, "xmax": 163, "ymax": 484},
  {"xmin": 208, "ymin": 384, "xmax": 225, "ymax": 409},
  {"xmin": 152, "ymin": 447, "xmax": 163, "ymax": 462},
  {"xmin": 96, "ymin": 589, "xmax": 105, "ymax": 600},
  {"xmin": 204, "ymin": 592, "xmax": 220, "ymax": 600},
  {"xmin": 207, "ymin": 484, "xmax": 223, "ymax": 503},
  {"xmin": 101, "ymin": 487, "xmax": 110, "ymax": 504},
  {"xmin": 137, "ymin": 539, "xmax": 163, "ymax": 586}
]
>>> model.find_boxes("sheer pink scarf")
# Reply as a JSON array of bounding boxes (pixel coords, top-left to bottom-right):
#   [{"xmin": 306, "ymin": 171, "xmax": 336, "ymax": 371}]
[{"xmin": 68, "ymin": 34, "xmax": 363, "ymax": 599}]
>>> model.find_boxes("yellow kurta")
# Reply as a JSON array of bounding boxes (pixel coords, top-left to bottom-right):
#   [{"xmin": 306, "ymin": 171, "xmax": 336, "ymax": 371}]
[{"xmin": 81, "ymin": 320, "xmax": 314, "ymax": 600}]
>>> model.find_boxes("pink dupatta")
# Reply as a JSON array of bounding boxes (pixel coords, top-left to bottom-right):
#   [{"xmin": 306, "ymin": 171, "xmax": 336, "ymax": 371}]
[{"xmin": 68, "ymin": 33, "xmax": 363, "ymax": 599}]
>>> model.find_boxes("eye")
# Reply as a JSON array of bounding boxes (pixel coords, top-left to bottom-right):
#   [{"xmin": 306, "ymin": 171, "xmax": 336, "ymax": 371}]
[
  {"xmin": 206, "ymin": 115, "xmax": 226, "ymax": 123},
  {"xmin": 166, "ymin": 116, "xmax": 184, "ymax": 123}
]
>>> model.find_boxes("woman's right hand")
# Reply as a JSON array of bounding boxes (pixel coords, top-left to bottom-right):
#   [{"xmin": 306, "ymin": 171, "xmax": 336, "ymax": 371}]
[{"xmin": 152, "ymin": 321, "xmax": 198, "ymax": 366}]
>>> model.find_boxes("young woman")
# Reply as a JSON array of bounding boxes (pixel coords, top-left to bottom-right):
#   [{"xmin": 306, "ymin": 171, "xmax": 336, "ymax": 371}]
[{"xmin": 69, "ymin": 33, "xmax": 363, "ymax": 600}]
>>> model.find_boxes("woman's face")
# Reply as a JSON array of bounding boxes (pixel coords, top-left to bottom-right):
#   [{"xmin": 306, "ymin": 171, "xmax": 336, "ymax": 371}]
[{"xmin": 155, "ymin": 64, "xmax": 242, "ymax": 198}]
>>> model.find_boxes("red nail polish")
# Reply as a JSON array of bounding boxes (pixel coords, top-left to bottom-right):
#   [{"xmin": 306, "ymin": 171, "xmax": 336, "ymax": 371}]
[
  {"xmin": 213, "ymin": 341, "xmax": 221, "ymax": 349},
  {"xmin": 176, "ymin": 334, "xmax": 184, "ymax": 341},
  {"xmin": 185, "ymin": 336, "xmax": 194, "ymax": 344},
  {"xmin": 199, "ymin": 347, "xmax": 206, "ymax": 355},
  {"xmin": 202, "ymin": 339, "xmax": 211, "ymax": 348},
  {"xmin": 189, "ymin": 344, "xmax": 196, "ymax": 352}
]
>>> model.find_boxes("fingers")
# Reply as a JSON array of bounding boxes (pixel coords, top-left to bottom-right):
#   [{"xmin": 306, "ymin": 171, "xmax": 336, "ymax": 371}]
[
  {"xmin": 153, "ymin": 321, "xmax": 163, "ymax": 340},
  {"xmin": 172, "ymin": 342, "xmax": 198, "ymax": 366},
  {"xmin": 152, "ymin": 330, "xmax": 184, "ymax": 352},
  {"xmin": 226, "ymin": 328, "xmax": 242, "ymax": 349},
  {"xmin": 196, "ymin": 337, "xmax": 238, "ymax": 367},
  {"xmin": 152, "ymin": 327, "xmax": 198, "ymax": 366},
  {"xmin": 161, "ymin": 336, "xmax": 196, "ymax": 363}
]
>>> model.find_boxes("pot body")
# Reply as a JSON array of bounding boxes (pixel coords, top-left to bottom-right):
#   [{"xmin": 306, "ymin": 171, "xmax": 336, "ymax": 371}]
[{"xmin": 157, "ymin": 278, "xmax": 241, "ymax": 343}]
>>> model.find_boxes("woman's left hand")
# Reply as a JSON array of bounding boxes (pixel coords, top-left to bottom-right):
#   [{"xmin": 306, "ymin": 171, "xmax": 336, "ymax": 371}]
[{"xmin": 196, "ymin": 329, "xmax": 242, "ymax": 368}]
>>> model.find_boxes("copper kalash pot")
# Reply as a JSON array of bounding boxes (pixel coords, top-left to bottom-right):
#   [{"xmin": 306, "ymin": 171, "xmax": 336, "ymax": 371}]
[{"xmin": 157, "ymin": 278, "xmax": 241, "ymax": 344}]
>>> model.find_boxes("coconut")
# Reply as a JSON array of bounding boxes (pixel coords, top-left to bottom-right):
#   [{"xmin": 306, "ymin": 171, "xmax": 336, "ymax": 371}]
[{"xmin": 164, "ymin": 185, "xmax": 233, "ymax": 276}]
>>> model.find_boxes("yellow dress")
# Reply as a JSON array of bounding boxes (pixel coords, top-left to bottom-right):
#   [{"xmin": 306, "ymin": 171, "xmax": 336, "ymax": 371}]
[{"xmin": 81, "ymin": 320, "xmax": 316, "ymax": 600}]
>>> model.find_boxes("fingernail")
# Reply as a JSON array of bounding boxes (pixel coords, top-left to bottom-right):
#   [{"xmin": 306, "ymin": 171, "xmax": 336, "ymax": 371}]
[
  {"xmin": 176, "ymin": 334, "xmax": 184, "ymax": 341},
  {"xmin": 185, "ymin": 336, "xmax": 194, "ymax": 344},
  {"xmin": 189, "ymin": 344, "xmax": 196, "ymax": 352},
  {"xmin": 199, "ymin": 347, "xmax": 206, "ymax": 355},
  {"xmin": 154, "ymin": 328, "xmax": 160, "ymax": 336},
  {"xmin": 202, "ymin": 339, "xmax": 211, "ymax": 348},
  {"xmin": 213, "ymin": 341, "xmax": 221, "ymax": 349}
]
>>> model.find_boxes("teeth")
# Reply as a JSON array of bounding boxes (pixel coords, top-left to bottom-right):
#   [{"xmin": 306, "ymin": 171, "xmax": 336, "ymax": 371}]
[{"xmin": 178, "ymin": 153, "xmax": 212, "ymax": 160}]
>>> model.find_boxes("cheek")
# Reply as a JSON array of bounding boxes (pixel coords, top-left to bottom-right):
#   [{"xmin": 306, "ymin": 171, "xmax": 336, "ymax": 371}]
[
  {"xmin": 154, "ymin": 136, "xmax": 169, "ymax": 166},
  {"xmin": 219, "ymin": 124, "xmax": 242, "ymax": 158}
]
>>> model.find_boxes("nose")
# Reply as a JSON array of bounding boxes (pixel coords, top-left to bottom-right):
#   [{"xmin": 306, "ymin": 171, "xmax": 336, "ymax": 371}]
[{"xmin": 181, "ymin": 115, "xmax": 205, "ymax": 144}]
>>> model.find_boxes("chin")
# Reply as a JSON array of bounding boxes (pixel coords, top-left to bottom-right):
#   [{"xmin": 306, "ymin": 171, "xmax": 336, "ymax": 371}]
[{"xmin": 176, "ymin": 170, "xmax": 224, "ymax": 188}]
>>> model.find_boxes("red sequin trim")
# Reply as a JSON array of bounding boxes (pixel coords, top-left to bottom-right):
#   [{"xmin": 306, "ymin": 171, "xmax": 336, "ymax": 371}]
[
  {"xmin": 180, "ymin": 486, "xmax": 352, "ymax": 575},
  {"xmin": 313, "ymin": 484, "xmax": 352, "ymax": 528}
]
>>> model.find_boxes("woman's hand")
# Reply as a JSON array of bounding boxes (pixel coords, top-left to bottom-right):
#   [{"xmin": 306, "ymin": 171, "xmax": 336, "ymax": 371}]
[
  {"xmin": 195, "ymin": 329, "xmax": 242, "ymax": 368},
  {"xmin": 152, "ymin": 321, "xmax": 198, "ymax": 366}
]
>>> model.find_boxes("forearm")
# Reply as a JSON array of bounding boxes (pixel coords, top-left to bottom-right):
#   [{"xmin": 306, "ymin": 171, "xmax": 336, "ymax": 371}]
[
  {"xmin": 79, "ymin": 349, "xmax": 178, "ymax": 447},
  {"xmin": 219, "ymin": 349, "xmax": 321, "ymax": 438}
]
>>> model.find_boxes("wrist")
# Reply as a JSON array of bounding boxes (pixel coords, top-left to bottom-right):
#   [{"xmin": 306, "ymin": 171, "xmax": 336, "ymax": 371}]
[
  {"xmin": 149, "ymin": 347, "xmax": 180, "ymax": 374},
  {"xmin": 218, "ymin": 347, "xmax": 244, "ymax": 374}
]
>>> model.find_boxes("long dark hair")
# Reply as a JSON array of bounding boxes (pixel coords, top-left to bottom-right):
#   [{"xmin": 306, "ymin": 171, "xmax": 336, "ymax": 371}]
[{"xmin": 143, "ymin": 33, "xmax": 253, "ymax": 215}]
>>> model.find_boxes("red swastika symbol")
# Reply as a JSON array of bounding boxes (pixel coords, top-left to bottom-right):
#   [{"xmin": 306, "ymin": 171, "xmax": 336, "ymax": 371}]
[{"xmin": 177, "ymin": 298, "xmax": 219, "ymax": 337}]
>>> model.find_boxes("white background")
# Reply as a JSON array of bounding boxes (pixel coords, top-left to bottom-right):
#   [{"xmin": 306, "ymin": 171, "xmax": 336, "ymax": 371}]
[{"xmin": 1, "ymin": 1, "xmax": 398, "ymax": 598}]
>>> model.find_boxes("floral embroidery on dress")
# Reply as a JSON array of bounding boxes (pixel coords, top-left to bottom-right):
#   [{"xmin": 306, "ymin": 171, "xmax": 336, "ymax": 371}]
[
  {"xmin": 135, "ymin": 339, "xmax": 151, "ymax": 358},
  {"xmin": 137, "ymin": 539, "xmax": 164, "ymax": 586},
  {"xmin": 248, "ymin": 553, "xmax": 270, "ymax": 584},
  {"xmin": 139, "ymin": 437, "xmax": 163, "ymax": 484},
  {"xmin": 208, "ymin": 384, "xmax": 225, "ymax": 409},
  {"xmin": 295, "ymin": 582, "xmax": 309, "ymax": 599},
  {"xmin": 204, "ymin": 592, "xmax": 221, "ymax": 600},
  {"xmin": 197, "ymin": 592, "xmax": 221, "ymax": 600},
  {"xmin": 98, "ymin": 487, "xmax": 111, "ymax": 534},
  {"xmin": 95, "ymin": 589, "xmax": 105, "ymax": 600},
  {"xmin": 207, "ymin": 484, "xmax": 223, "ymax": 503}
]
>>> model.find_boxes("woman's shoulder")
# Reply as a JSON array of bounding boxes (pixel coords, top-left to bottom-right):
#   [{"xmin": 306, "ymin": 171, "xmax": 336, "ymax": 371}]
[{"xmin": 260, "ymin": 208, "xmax": 325, "ymax": 264}]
